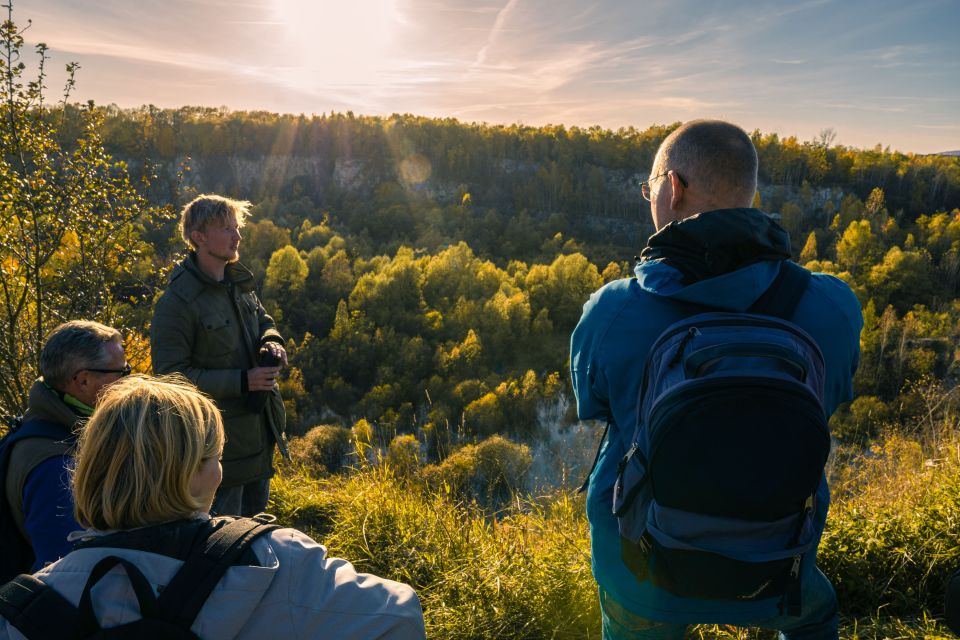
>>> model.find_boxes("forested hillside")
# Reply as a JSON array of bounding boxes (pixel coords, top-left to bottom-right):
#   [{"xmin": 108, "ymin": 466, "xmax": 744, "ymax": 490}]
[
  {"xmin": 3, "ymin": 15, "xmax": 960, "ymax": 635},
  {"xmin": 64, "ymin": 105, "xmax": 960, "ymax": 455}
]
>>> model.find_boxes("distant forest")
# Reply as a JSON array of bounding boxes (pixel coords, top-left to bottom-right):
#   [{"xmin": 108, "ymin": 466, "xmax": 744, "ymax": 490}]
[
  {"xmin": 7, "ymin": 103, "xmax": 960, "ymax": 457},
  {"xmin": 54, "ymin": 105, "xmax": 960, "ymax": 263},
  {"xmin": 94, "ymin": 107, "xmax": 960, "ymax": 444}
]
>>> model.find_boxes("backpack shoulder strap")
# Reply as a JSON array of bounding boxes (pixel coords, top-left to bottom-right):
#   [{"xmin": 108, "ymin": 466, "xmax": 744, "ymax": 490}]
[
  {"xmin": 76, "ymin": 556, "xmax": 162, "ymax": 637},
  {"xmin": 3, "ymin": 421, "xmax": 74, "ymax": 543},
  {"xmin": 5, "ymin": 419, "xmax": 74, "ymax": 446},
  {"xmin": 157, "ymin": 515, "xmax": 280, "ymax": 629},
  {"xmin": 748, "ymin": 261, "xmax": 812, "ymax": 320},
  {"xmin": 0, "ymin": 573, "xmax": 82, "ymax": 640}
]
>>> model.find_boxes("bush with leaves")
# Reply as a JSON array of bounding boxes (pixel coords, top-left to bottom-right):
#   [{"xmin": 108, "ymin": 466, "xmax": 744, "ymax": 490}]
[
  {"xmin": 288, "ymin": 424, "xmax": 353, "ymax": 474},
  {"xmin": 422, "ymin": 435, "xmax": 531, "ymax": 508},
  {"xmin": 384, "ymin": 433, "xmax": 421, "ymax": 478},
  {"xmin": 0, "ymin": 5, "xmax": 172, "ymax": 415}
]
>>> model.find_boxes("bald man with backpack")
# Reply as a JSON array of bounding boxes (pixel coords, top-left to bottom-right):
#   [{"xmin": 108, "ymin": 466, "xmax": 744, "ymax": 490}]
[{"xmin": 571, "ymin": 120, "xmax": 862, "ymax": 639}]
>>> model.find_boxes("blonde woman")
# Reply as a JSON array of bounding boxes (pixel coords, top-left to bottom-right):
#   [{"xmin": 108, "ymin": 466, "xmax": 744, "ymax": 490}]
[{"xmin": 0, "ymin": 375, "xmax": 425, "ymax": 639}]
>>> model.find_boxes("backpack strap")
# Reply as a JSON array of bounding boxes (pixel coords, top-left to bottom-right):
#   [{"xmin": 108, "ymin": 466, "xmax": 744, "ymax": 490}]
[
  {"xmin": 748, "ymin": 261, "xmax": 811, "ymax": 320},
  {"xmin": 577, "ymin": 421, "xmax": 610, "ymax": 494},
  {"xmin": 0, "ymin": 573, "xmax": 82, "ymax": 639},
  {"xmin": 1, "ymin": 419, "xmax": 76, "ymax": 583},
  {"xmin": 77, "ymin": 556, "xmax": 161, "ymax": 636},
  {"xmin": 157, "ymin": 515, "xmax": 280, "ymax": 629}
]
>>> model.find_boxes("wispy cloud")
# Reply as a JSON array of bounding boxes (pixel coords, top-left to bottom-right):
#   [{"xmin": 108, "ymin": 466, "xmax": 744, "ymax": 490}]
[
  {"xmin": 817, "ymin": 101, "xmax": 907, "ymax": 114},
  {"xmin": 474, "ymin": 0, "xmax": 521, "ymax": 67},
  {"xmin": 760, "ymin": 0, "xmax": 836, "ymax": 21}
]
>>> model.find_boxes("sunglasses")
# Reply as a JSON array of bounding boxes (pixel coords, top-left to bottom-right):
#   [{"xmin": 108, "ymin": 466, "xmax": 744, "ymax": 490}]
[{"xmin": 78, "ymin": 362, "xmax": 132, "ymax": 377}]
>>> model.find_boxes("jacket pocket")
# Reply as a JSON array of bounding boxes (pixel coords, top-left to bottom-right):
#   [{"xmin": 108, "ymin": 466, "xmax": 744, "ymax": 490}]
[{"xmin": 199, "ymin": 312, "xmax": 239, "ymax": 360}]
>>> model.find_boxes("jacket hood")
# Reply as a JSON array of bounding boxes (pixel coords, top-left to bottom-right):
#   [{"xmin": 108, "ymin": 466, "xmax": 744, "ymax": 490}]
[
  {"xmin": 167, "ymin": 254, "xmax": 256, "ymax": 302},
  {"xmin": 173, "ymin": 253, "xmax": 256, "ymax": 288},
  {"xmin": 635, "ymin": 208, "xmax": 789, "ymax": 312},
  {"xmin": 23, "ymin": 379, "xmax": 86, "ymax": 432}
]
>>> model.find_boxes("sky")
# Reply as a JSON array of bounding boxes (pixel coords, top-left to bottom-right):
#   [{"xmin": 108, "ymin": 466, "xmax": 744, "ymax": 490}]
[{"xmin": 19, "ymin": 0, "xmax": 960, "ymax": 155}]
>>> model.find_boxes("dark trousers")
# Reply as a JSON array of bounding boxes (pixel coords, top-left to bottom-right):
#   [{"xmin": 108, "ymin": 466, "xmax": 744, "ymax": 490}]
[{"xmin": 210, "ymin": 478, "xmax": 271, "ymax": 517}]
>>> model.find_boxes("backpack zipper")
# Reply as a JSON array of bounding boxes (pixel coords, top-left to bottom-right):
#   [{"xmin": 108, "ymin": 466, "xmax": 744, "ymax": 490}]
[
  {"xmin": 668, "ymin": 327, "xmax": 701, "ymax": 366},
  {"xmin": 612, "ymin": 443, "xmax": 638, "ymax": 513},
  {"xmin": 650, "ymin": 315, "xmax": 823, "ymax": 364}
]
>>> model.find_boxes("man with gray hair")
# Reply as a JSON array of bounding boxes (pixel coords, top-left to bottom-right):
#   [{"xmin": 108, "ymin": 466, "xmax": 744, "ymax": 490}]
[
  {"xmin": 1, "ymin": 320, "xmax": 128, "ymax": 579},
  {"xmin": 152, "ymin": 194, "xmax": 287, "ymax": 517},
  {"xmin": 571, "ymin": 120, "xmax": 862, "ymax": 638}
]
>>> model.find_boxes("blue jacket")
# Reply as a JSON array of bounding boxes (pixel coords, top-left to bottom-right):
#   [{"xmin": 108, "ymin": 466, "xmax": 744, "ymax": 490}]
[
  {"xmin": 21, "ymin": 453, "xmax": 77, "ymax": 570},
  {"xmin": 3, "ymin": 380, "xmax": 83, "ymax": 572},
  {"xmin": 570, "ymin": 209, "xmax": 862, "ymax": 624}
]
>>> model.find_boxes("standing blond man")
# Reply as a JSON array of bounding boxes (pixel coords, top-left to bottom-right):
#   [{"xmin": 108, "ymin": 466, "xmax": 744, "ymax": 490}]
[{"xmin": 151, "ymin": 195, "xmax": 287, "ymax": 516}]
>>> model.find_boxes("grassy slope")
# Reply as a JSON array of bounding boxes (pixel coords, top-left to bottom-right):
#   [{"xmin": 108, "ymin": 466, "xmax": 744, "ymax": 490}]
[{"xmin": 268, "ymin": 423, "xmax": 960, "ymax": 639}]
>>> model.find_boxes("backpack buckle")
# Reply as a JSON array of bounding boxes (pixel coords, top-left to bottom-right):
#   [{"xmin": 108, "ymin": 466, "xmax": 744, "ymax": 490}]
[{"xmin": 252, "ymin": 513, "xmax": 277, "ymax": 524}]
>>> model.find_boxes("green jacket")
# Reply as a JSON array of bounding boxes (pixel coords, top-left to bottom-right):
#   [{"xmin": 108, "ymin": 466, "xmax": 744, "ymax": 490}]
[{"xmin": 151, "ymin": 254, "xmax": 286, "ymax": 487}]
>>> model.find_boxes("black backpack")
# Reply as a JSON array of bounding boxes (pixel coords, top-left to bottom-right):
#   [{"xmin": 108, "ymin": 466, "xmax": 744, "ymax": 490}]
[
  {"xmin": 0, "ymin": 514, "xmax": 279, "ymax": 639},
  {"xmin": 0, "ymin": 417, "xmax": 75, "ymax": 583},
  {"xmin": 612, "ymin": 261, "xmax": 827, "ymax": 615}
]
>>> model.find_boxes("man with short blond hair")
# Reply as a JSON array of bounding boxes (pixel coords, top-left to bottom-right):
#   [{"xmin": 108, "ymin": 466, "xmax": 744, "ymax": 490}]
[
  {"xmin": 2, "ymin": 320, "xmax": 128, "ymax": 578},
  {"xmin": 571, "ymin": 120, "xmax": 862, "ymax": 639},
  {"xmin": 152, "ymin": 194, "xmax": 287, "ymax": 517}
]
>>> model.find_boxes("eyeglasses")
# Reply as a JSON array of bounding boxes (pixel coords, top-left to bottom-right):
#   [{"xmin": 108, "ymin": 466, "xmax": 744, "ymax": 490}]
[
  {"xmin": 77, "ymin": 363, "xmax": 132, "ymax": 378},
  {"xmin": 641, "ymin": 170, "xmax": 688, "ymax": 201}
]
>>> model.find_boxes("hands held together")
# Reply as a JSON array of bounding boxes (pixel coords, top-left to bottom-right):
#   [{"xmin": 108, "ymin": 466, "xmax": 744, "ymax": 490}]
[{"xmin": 247, "ymin": 343, "xmax": 287, "ymax": 392}]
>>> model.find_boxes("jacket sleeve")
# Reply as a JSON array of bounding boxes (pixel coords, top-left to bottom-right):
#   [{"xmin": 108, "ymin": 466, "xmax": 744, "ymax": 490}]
[
  {"xmin": 256, "ymin": 296, "xmax": 284, "ymax": 346},
  {"xmin": 21, "ymin": 456, "xmax": 79, "ymax": 570},
  {"xmin": 273, "ymin": 529, "xmax": 426, "ymax": 639},
  {"xmin": 151, "ymin": 293, "xmax": 242, "ymax": 400},
  {"xmin": 570, "ymin": 292, "xmax": 613, "ymax": 423}
]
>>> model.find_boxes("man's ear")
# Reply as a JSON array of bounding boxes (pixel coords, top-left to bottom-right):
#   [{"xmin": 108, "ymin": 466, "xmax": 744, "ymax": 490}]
[
  {"xmin": 190, "ymin": 228, "xmax": 205, "ymax": 248},
  {"xmin": 668, "ymin": 171, "xmax": 685, "ymax": 211},
  {"xmin": 68, "ymin": 369, "xmax": 91, "ymax": 395}
]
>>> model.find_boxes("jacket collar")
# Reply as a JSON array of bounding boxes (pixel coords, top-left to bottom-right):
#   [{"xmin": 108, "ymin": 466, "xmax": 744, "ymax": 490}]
[
  {"xmin": 22, "ymin": 378, "xmax": 88, "ymax": 431},
  {"xmin": 169, "ymin": 253, "xmax": 256, "ymax": 300},
  {"xmin": 638, "ymin": 208, "xmax": 791, "ymax": 285}
]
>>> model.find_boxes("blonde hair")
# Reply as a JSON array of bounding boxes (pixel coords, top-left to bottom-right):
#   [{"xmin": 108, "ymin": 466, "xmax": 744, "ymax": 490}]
[
  {"xmin": 73, "ymin": 374, "xmax": 225, "ymax": 530},
  {"xmin": 178, "ymin": 194, "xmax": 251, "ymax": 249}
]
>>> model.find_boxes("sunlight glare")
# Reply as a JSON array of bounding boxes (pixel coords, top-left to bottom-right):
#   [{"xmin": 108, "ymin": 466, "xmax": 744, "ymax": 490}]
[{"xmin": 271, "ymin": 0, "xmax": 400, "ymax": 86}]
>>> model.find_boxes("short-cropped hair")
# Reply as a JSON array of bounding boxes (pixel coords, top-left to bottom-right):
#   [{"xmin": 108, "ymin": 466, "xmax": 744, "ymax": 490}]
[
  {"xmin": 655, "ymin": 119, "xmax": 758, "ymax": 207},
  {"xmin": 178, "ymin": 194, "xmax": 251, "ymax": 249},
  {"xmin": 73, "ymin": 374, "xmax": 225, "ymax": 531},
  {"xmin": 41, "ymin": 320, "xmax": 122, "ymax": 389}
]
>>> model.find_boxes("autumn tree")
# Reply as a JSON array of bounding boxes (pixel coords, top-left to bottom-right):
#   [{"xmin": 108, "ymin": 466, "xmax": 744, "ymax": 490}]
[{"xmin": 0, "ymin": 8, "xmax": 171, "ymax": 415}]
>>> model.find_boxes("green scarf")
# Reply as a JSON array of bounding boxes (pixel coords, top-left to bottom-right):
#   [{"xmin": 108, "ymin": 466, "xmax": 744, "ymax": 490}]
[{"xmin": 43, "ymin": 381, "xmax": 94, "ymax": 417}]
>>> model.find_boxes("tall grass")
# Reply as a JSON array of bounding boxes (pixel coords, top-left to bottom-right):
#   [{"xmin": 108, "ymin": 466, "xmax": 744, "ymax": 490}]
[
  {"xmin": 270, "ymin": 463, "xmax": 600, "ymax": 639},
  {"xmin": 820, "ymin": 420, "xmax": 960, "ymax": 617},
  {"xmin": 269, "ymin": 416, "xmax": 960, "ymax": 639}
]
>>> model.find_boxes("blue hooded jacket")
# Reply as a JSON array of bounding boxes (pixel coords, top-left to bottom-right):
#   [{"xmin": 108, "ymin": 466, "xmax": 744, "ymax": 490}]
[{"xmin": 570, "ymin": 208, "xmax": 862, "ymax": 624}]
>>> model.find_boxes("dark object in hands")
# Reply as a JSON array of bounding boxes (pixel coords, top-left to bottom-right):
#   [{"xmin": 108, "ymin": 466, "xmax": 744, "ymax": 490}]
[{"xmin": 245, "ymin": 347, "xmax": 281, "ymax": 413}]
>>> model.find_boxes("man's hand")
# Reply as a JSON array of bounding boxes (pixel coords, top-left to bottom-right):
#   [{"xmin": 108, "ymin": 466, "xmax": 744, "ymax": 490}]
[
  {"xmin": 248, "ymin": 366, "xmax": 281, "ymax": 391},
  {"xmin": 263, "ymin": 342, "xmax": 288, "ymax": 367}
]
